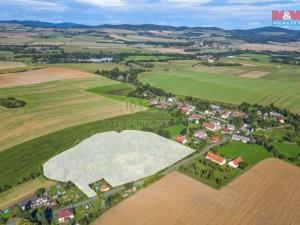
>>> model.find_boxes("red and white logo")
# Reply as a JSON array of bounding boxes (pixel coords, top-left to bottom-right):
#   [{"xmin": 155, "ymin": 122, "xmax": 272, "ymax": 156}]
[{"xmin": 272, "ymin": 10, "xmax": 300, "ymax": 21}]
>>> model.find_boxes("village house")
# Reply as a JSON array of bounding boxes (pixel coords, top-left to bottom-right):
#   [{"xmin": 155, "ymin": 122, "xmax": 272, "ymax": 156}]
[
  {"xmin": 277, "ymin": 116, "xmax": 285, "ymax": 124},
  {"xmin": 239, "ymin": 124, "xmax": 252, "ymax": 135},
  {"xmin": 221, "ymin": 128, "xmax": 232, "ymax": 135},
  {"xmin": 226, "ymin": 124, "xmax": 235, "ymax": 131},
  {"xmin": 269, "ymin": 111, "xmax": 283, "ymax": 119},
  {"xmin": 179, "ymin": 105, "xmax": 195, "ymax": 115},
  {"xmin": 232, "ymin": 111, "xmax": 246, "ymax": 118},
  {"xmin": 206, "ymin": 152, "xmax": 226, "ymax": 165},
  {"xmin": 189, "ymin": 114, "xmax": 204, "ymax": 124},
  {"xmin": 194, "ymin": 130, "xmax": 208, "ymax": 140},
  {"xmin": 211, "ymin": 136, "xmax": 220, "ymax": 143},
  {"xmin": 221, "ymin": 111, "xmax": 232, "ymax": 119},
  {"xmin": 210, "ymin": 104, "xmax": 221, "ymax": 112},
  {"xmin": 56, "ymin": 208, "xmax": 75, "ymax": 224},
  {"xmin": 228, "ymin": 157, "xmax": 243, "ymax": 168},
  {"xmin": 167, "ymin": 97, "xmax": 176, "ymax": 103},
  {"xmin": 149, "ymin": 98, "xmax": 159, "ymax": 105},
  {"xmin": 176, "ymin": 136, "xmax": 188, "ymax": 144},
  {"xmin": 232, "ymin": 134, "xmax": 251, "ymax": 143},
  {"xmin": 100, "ymin": 182, "xmax": 110, "ymax": 192},
  {"xmin": 203, "ymin": 121, "xmax": 221, "ymax": 132}
]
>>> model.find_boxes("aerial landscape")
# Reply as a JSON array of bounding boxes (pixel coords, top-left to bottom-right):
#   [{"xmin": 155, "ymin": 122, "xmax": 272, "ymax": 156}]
[{"xmin": 0, "ymin": 1, "xmax": 300, "ymax": 225}]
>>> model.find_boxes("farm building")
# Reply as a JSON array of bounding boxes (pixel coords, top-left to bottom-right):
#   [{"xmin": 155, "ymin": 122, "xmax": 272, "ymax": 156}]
[
  {"xmin": 232, "ymin": 134, "xmax": 250, "ymax": 143},
  {"xmin": 176, "ymin": 136, "xmax": 188, "ymax": 144},
  {"xmin": 194, "ymin": 131, "xmax": 207, "ymax": 140},
  {"xmin": 57, "ymin": 208, "xmax": 74, "ymax": 224},
  {"xmin": 228, "ymin": 157, "xmax": 243, "ymax": 168},
  {"xmin": 203, "ymin": 121, "xmax": 221, "ymax": 132},
  {"xmin": 206, "ymin": 152, "xmax": 226, "ymax": 165}
]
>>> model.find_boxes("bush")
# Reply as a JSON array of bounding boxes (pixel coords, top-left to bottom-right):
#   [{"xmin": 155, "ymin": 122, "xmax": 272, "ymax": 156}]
[{"xmin": 0, "ymin": 97, "xmax": 26, "ymax": 108}]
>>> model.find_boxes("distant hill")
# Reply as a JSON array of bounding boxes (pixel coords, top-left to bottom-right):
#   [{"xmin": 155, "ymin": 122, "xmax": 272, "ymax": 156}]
[{"xmin": 1, "ymin": 20, "xmax": 299, "ymax": 43}]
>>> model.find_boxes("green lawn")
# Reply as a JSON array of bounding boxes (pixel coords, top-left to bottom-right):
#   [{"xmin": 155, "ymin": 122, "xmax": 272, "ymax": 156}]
[
  {"xmin": 216, "ymin": 141, "xmax": 272, "ymax": 166},
  {"xmin": 138, "ymin": 58, "xmax": 300, "ymax": 113},
  {"xmin": 0, "ymin": 110, "xmax": 171, "ymax": 191},
  {"xmin": 272, "ymin": 142, "xmax": 300, "ymax": 158},
  {"xmin": 125, "ymin": 55, "xmax": 174, "ymax": 61},
  {"xmin": 165, "ymin": 125, "xmax": 186, "ymax": 139}
]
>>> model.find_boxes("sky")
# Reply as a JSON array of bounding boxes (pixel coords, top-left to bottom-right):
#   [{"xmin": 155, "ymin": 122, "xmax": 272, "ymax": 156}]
[{"xmin": 0, "ymin": 0, "xmax": 299, "ymax": 29}]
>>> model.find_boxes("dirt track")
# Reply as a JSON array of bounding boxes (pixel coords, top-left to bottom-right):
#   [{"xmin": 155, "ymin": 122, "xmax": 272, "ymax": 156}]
[
  {"xmin": 94, "ymin": 158, "xmax": 300, "ymax": 225},
  {"xmin": 0, "ymin": 67, "xmax": 96, "ymax": 88}
]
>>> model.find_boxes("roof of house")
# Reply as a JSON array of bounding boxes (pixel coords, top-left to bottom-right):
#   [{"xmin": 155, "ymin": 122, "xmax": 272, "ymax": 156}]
[
  {"xmin": 232, "ymin": 134, "xmax": 250, "ymax": 142},
  {"xmin": 211, "ymin": 136, "xmax": 220, "ymax": 142},
  {"xmin": 222, "ymin": 128, "xmax": 231, "ymax": 133},
  {"xmin": 203, "ymin": 122, "xmax": 216, "ymax": 130},
  {"xmin": 206, "ymin": 152, "xmax": 225, "ymax": 164},
  {"xmin": 195, "ymin": 131, "xmax": 207, "ymax": 137},
  {"xmin": 56, "ymin": 208, "xmax": 74, "ymax": 219},
  {"xmin": 231, "ymin": 157, "xmax": 243, "ymax": 166},
  {"xmin": 176, "ymin": 136, "xmax": 186, "ymax": 143},
  {"xmin": 190, "ymin": 114, "xmax": 203, "ymax": 120}
]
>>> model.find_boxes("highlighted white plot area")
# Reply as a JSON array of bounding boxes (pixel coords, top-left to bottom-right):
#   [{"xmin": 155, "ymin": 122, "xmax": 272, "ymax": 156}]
[{"xmin": 43, "ymin": 130, "xmax": 195, "ymax": 197}]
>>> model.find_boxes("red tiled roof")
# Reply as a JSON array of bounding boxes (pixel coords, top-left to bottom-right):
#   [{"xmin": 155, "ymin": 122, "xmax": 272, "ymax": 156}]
[
  {"xmin": 176, "ymin": 136, "xmax": 186, "ymax": 143},
  {"xmin": 56, "ymin": 209, "xmax": 74, "ymax": 219},
  {"xmin": 231, "ymin": 157, "xmax": 243, "ymax": 166},
  {"xmin": 206, "ymin": 152, "xmax": 225, "ymax": 164},
  {"xmin": 203, "ymin": 122, "xmax": 215, "ymax": 130},
  {"xmin": 211, "ymin": 136, "xmax": 220, "ymax": 142},
  {"xmin": 222, "ymin": 128, "xmax": 231, "ymax": 133},
  {"xmin": 191, "ymin": 114, "xmax": 203, "ymax": 119}
]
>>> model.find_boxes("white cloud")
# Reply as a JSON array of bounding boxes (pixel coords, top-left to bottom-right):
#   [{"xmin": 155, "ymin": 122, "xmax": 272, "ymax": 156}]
[
  {"xmin": 0, "ymin": 0, "xmax": 67, "ymax": 11},
  {"xmin": 76, "ymin": 0, "xmax": 126, "ymax": 7},
  {"xmin": 76, "ymin": 0, "xmax": 211, "ymax": 9}
]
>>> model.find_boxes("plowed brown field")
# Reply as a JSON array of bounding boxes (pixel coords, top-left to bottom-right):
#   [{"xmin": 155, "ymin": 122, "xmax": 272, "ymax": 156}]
[
  {"xmin": 94, "ymin": 158, "xmax": 300, "ymax": 225},
  {"xmin": 0, "ymin": 67, "xmax": 96, "ymax": 88}
]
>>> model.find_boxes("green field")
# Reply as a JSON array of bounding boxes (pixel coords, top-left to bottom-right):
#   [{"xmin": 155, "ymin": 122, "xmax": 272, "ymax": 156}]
[
  {"xmin": 216, "ymin": 141, "xmax": 272, "ymax": 166},
  {"xmin": 138, "ymin": 58, "xmax": 300, "ymax": 113},
  {"xmin": 0, "ymin": 110, "xmax": 171, "ymax": 190}
]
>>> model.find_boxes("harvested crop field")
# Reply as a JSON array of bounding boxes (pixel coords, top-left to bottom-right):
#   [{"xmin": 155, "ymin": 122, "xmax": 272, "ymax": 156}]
[
  {"xmin": 0, "ymin": 67, "xmax": 96, "ymax": 88},
  {"xmin": 237, "ymin": 43, "xmax": 300, "ymax": 52},
  {"xmin": 0, "ymin": 61, "xmax": 26, "ymax": 70},
  {"xmin": 0, "ymin": 78, "xmax": 145, "ymax": 151},
  {"xmin": 239, "ymin": 71, "xmax": 269, "ymax": 78},
  {"xmin": 94, "ymin": 159, "xmax": 300, "ymax": 225}
]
